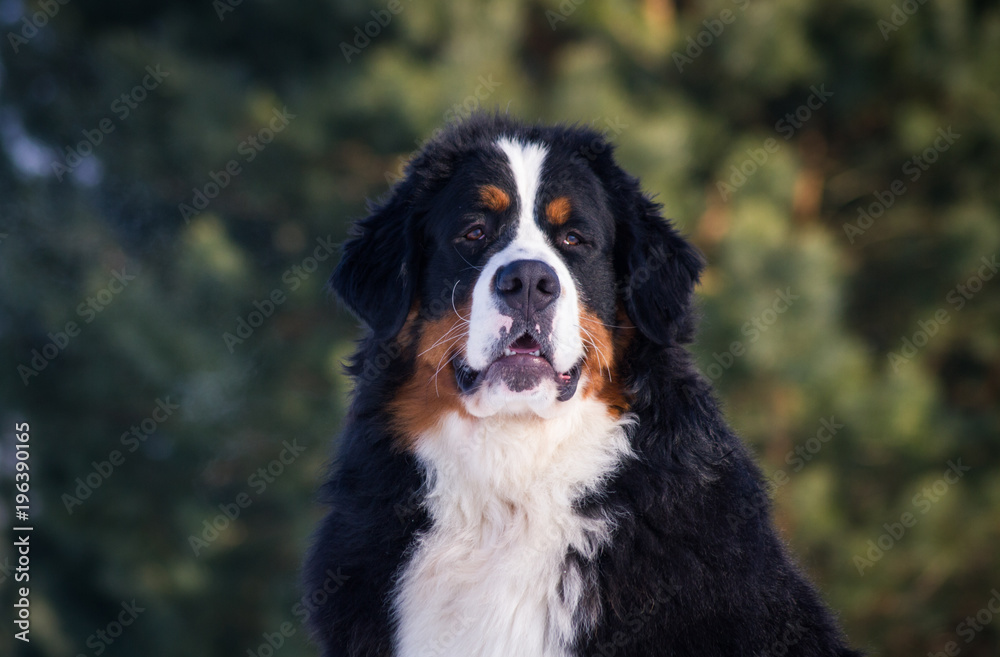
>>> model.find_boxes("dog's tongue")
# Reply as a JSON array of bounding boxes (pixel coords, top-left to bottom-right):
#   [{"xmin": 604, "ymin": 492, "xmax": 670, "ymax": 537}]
[{"xmin": 509, "ymin": 334, "xmax": 540, "ymax": 354}]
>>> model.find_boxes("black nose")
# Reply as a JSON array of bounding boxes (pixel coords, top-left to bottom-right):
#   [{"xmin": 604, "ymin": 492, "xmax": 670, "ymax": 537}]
[{"xmin": 495, "ymin": 259, "xmax": 561, "ymax": 316}]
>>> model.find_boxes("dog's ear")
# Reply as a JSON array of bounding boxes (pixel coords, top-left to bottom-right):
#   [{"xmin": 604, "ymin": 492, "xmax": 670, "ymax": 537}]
[
  {"xmin": 331, "ymin": 187, "xmax": 421, "ymax": 341},
  {"xmin": 614, "ymin": 194, "xmax": 704, "ymax": 345}
]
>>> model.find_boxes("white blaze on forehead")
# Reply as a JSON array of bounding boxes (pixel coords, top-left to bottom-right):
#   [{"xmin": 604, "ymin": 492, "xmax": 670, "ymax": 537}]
[
  {"xmin": 495, "ymin": 137, "xmax": 559, "ymax": 262},
  {"xmin": 498, "ymin": 137, "xmax": 546, "ymax": 233},
  {"xmin": 464, "ymin": 136, "xmax": 584, "ymax": 391}
]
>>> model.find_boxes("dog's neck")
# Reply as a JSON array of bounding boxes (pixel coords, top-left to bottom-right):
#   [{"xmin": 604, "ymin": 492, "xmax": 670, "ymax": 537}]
[
  {"xmin": 392, "ymin": 396, "xmax": 632, "ymax": 657},
  {"xmin": 416, "ymin": 395, "xmax": 632, "ymax": 507}
]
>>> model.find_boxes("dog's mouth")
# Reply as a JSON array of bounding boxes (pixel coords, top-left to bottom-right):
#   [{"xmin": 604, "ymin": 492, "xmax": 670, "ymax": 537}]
[{"xmin": 454, "ymin": 333, "xmax": 582, "ymax": 402}]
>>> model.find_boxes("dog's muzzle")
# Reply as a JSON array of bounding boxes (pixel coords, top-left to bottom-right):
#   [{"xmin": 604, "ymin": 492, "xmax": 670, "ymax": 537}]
[{"xmin": 455, "ymin": 258, "xmax": 582, "ymax": 401}]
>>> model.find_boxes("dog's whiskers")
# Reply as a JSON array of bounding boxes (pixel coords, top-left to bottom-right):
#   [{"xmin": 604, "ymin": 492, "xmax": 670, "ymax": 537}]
[
  {"xmin": 580, "ymin": 315, "xmax": 632, "ymax": 330},
  {"xmin": 419, "ymin": 321, "xmax": 468, "ymax": 357},
  {"xmin": 450, "ymin": 280, "xmax": 471, "ymax": 322},
  {"xmin": 579, "ymin": 325, "xmax": 612, "ymax": 381},
  {"xmin": 452, "ymin": 247, "xmax": 483, "ymax": 273},
  {"xmin": 430, "ymin": 338, "xmax": 464, "ymax": 396}
]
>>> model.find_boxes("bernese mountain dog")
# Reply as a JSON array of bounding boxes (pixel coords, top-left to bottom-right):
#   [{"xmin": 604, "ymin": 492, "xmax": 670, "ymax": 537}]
[{"xmin": 304, "ymin": 114, "xmax": 860, "ymax": 657}]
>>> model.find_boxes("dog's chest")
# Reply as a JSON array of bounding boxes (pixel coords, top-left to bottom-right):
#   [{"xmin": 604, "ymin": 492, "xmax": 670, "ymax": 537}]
[{"xmin": 392, "ymin": 406, "xmax": 630, "ymax": 657}]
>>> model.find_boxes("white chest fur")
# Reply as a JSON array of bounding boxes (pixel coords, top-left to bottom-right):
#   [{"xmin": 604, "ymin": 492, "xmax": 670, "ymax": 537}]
[{"xmin": 392, "ymin": 399, "xmax": 632, "ymax": 657}]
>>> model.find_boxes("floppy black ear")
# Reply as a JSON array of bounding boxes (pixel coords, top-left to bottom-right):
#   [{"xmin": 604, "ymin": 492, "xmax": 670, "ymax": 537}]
[
  {"xmin": 615, "ymin": 195, "xmax": 705, "ymax": 345},
  {"xmin": 331, "ymin": 189, "xmax": 420, "ymax": 341}
]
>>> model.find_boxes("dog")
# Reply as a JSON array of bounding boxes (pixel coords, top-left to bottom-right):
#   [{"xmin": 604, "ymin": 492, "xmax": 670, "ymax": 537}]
[{"xmin": 304, "ymin": 114, "xmax": 860, "ymax": 657}]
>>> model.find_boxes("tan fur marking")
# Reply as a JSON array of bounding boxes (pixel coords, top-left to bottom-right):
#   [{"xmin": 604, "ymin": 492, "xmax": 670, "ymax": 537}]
[
  {"xmin": 579, "ymin": 307, "xmax": 634, "ymax": 415},
  {"xmin": 478, "ymin": 185, "xmax": 510, "ymax": 213},
  {"xmin": 545, "ymin": 197, "xmax": 572, "ymax": 225},
  {"xmin": 391, "ymin": 301, "xmax": 633, "ymax": 444},
  {"xmin": 389, "ymin": 303, "xmax": 474, "ymax": 449}
]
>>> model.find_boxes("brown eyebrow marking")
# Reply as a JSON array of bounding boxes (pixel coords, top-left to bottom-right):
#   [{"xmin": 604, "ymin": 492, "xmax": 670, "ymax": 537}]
[
  {"xmin": 546, "ymin": 197, "xmax": 572, "ymax": 225},
  {"xmin": 478, "ymin": 185, "xmax": 510, "ymax": 213}
]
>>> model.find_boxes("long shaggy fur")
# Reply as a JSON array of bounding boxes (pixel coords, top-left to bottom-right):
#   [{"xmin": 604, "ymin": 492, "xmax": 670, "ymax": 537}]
[{"xmin": 303, "ymin": 114, "xmax": 860, "ymax": 657}]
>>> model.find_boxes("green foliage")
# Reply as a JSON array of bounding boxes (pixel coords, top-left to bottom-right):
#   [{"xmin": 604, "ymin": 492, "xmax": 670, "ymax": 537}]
[{"xmin": 0, "ymin": 0, "xmax": 998, "ymax": 654}]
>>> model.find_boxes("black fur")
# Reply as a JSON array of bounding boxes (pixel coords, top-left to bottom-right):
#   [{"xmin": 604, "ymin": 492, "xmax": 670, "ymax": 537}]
[
  {"xmin": 304, "ymin": 114, "xmax": 860, "ymax": 657},
  {"xmin": 331, "ymin": 187, "xmax": 421, "ymax": 341}
]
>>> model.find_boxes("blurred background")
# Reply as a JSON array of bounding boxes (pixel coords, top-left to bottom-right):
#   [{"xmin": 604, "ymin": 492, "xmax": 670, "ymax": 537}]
[{"xmin": 1, "ymin": 0, "xmax": 998, "ymax": 655}]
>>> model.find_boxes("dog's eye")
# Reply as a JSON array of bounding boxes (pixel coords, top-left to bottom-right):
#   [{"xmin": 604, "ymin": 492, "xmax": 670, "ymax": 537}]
[
  {"xmin": 465, "ymin": 227, "xmax": 485, "ymax": 241},
  {"xmin": 563, "ymin": 232, "xmax": 583, "ymax": 246}
]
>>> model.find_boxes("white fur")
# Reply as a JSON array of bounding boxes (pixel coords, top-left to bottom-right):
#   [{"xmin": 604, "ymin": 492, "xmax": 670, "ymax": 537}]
[
  {"xmin": 464, "ymin": 138, "xmax": 584, "ymax": 417},
  {"xmin": 391, "ymin": 136, "xmax": 628, "ymax": 656},
  {"xmin": 393, "ymin": 398, "xmax": 633, "ymax": 657}
]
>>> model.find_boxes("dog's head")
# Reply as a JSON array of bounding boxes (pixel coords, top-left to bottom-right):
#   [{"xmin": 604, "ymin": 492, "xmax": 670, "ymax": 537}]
[{"xmin": 333, "ymin": 116, "xmax": 703, "ymax": 435}]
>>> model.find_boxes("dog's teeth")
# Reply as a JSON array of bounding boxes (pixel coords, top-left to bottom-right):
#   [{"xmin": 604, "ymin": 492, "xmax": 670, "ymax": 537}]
[
  {"xmin": 504, "ymin": 348, "xmax": 514, "ymax": 356},
  {"xmin": 530, "ymin": 350, "xmax": 541, "ymax": 356}
]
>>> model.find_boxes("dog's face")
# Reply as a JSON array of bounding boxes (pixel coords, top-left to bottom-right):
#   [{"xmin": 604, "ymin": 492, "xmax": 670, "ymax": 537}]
[
  {"xmin": 435, "ymin": 137, "xmax": 619, "ymax": 418},
  {"xmin": 333, "ymin": 118, "xmax": 703, "ymax": 438}
]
